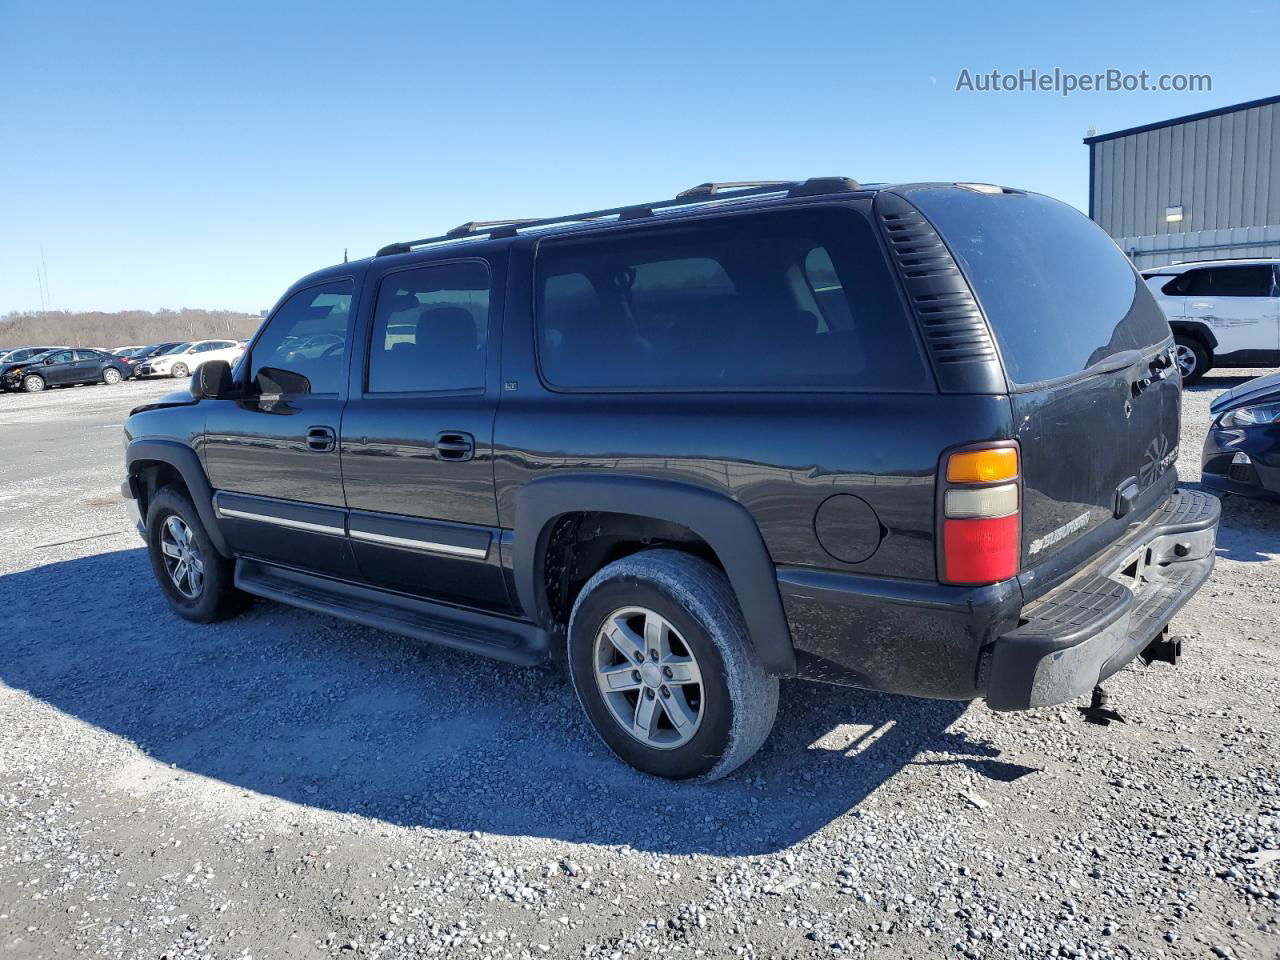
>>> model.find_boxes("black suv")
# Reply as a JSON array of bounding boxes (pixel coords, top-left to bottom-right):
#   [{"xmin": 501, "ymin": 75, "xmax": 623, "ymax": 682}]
[
  {"xmin": 122, "ymin": 178, "xmax": 1220, "ymax": 781},
  {"xmin": 4, "ymin": 348, "xmax": 132, "ymax": 392}
]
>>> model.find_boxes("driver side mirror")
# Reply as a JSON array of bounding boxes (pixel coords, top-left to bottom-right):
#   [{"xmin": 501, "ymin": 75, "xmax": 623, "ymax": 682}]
[
  {"xmin": 44, "ymin": 358, "xmax": 55, "ymax": 365},
  {"xmin": 191, "ymin": 359, "xmax": 234, "ymax": 399}
]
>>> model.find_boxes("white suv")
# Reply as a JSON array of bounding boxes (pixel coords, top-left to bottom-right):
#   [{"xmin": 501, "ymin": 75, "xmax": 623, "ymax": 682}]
[
  {"xmin": 139, "ymin": 339, "xmax": 245, "ymax": 379},
  {"xmin": 1142, "ymin": 259, "xmax": 1280, "ymax": 384}
]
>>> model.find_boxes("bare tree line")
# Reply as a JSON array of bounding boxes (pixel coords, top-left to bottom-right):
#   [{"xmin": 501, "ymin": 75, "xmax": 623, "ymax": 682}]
[{"xmin": 0, "ymin": 309, "xmax": 263, "ymax": 350}]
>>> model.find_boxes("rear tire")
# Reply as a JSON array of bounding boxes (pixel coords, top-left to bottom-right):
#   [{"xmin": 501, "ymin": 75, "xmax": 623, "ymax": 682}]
[
  {"xmin": 22, "ymin": 374, "xmax": 45, "ymax": 393},
  {"xmin": 103, "ymin": 367, "xmax": 122, "ymax": 385},
  {"xmin": 171, "ymin": 362, "xmax": 189, "ymax": 379},
  {"xmin": 567, "ymin": 550, "xmax": 778, "ymax": 782},
  {"xmin": 145, "ymin": 486, "xmax": 247, "ymax": 623},
  {"xmin": 1174, "ymin": 335, "xmax": 1210, "ymax": 386}
]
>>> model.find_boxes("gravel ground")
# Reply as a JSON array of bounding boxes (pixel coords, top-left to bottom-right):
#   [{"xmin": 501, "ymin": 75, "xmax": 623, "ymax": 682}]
[{"xmin": 1, "ymin": 372, "xmax": 1277, "ymax": 960}]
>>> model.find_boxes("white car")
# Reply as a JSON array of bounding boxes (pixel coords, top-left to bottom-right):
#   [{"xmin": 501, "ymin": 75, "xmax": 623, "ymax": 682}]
[
  {"xmin": 1142, "ymin": 259, "xmax": 1280, "ymax": 384},
  {"xmin": 138, "ymin": 339, "xmax": 245, "ymax": 379}
]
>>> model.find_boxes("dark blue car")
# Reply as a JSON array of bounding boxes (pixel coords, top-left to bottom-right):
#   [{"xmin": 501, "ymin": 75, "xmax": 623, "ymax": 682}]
[{"xmin": 1202, "ymin": 372, "xmax": 1280, "ymax": 501}]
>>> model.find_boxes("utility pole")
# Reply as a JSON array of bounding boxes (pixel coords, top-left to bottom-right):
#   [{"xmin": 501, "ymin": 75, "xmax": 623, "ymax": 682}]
[{"xmin": 40, "ymin": 246, "xmax": 52, "ymax": 311}]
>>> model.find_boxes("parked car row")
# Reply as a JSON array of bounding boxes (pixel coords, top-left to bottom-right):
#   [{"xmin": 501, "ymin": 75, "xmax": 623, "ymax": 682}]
[{"xmin": 0, "ymin": 340, "xmax": 247, "ymax": 392}]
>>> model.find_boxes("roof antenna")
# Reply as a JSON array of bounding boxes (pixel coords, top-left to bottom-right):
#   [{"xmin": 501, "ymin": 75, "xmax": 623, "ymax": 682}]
[{"xmin": 343, "ymin": 247, "xmax": 349, "ymax": 264}]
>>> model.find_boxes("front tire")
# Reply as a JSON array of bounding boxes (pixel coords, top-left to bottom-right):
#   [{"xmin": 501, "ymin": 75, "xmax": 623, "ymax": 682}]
[
  {"xmin": 171, "ymin": 362, "xmax": 189, "ymax": 379},
  {"xmin": 22, "ymin": 374, "xmax": 45, "ymax": 393},
  {"xmin": 145, "ymin": 486, "xmax": 246, "ymax": 623},
  {"xmin": 568, "ymin": 550, "xmax": 778, "ymax": 782},
  {"xmin": 1174, "ymin": 335, "xmax": 1210, "ymax": 386},
  {"xmin": 103, "ymin": 367, "xmax": 122, "ymax": 385}
]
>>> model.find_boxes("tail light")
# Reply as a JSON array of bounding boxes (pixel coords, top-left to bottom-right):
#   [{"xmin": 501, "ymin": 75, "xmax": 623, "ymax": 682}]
[{"xmin": 939, "ymin": 445, "xmax": 1021, "ymax": 586}]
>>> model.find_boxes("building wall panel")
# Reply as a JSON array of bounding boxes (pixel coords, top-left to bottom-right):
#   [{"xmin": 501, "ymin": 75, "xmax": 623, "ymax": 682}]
[{"xmin": 1090, "ymin": 99, "xmax": 1280, "ymax": 266}]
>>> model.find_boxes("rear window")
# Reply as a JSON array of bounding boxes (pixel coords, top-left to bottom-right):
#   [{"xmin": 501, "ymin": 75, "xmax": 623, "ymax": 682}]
[
  {"xmin": 534, "ymin": 208, "xmax": 930, "ymax": 392},
  {"xmin": 910, "ymin": 189, "xmax": 1170, "ymax": 385}
]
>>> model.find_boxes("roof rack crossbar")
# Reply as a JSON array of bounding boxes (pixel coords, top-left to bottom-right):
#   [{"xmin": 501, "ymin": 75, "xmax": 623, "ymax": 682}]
[{"xmin": 375, "ymin": 177, "xmax": 862, "ymax": 256}]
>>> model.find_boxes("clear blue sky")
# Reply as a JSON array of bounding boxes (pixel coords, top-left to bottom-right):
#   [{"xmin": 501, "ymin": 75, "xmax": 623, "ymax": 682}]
[{"xmin": 2, "ymin": 0, "xmax": 1275, "ymax": 314}]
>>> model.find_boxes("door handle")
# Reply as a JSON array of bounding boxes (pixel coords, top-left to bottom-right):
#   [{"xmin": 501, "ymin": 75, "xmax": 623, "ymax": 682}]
[
  {"xmin": 305, "ymin": 425, "xmax": 336, "ymax": 452},
  {"xmin": 435, "ymin": 431, "xmax": 475, "ymax": 462}
]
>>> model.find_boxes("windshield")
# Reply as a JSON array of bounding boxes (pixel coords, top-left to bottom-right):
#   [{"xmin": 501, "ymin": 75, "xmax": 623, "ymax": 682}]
[
  {"xmin": 21, "ymin": 351, "xmax": 55, "ymax": 364},
  {"xmin": 163, "ymin": 342, "xmax": 192, "ymax": 355}
]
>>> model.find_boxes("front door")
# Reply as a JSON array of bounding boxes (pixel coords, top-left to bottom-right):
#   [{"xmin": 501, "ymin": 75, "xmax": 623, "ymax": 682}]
[
  {"xmin": 202, "ymin": 277, "xmax": 359, "ymax": 579},
  {"xmin": 39, "ymin": 350, "xmax": 76, "ymax": 385},
  {"xmin": 1179, "ymin": 263, "xmax": 1279, "ymax": 363},
  {"xmin": 340, "ymin": 257, "xmax": 512, "ymax": 612}
]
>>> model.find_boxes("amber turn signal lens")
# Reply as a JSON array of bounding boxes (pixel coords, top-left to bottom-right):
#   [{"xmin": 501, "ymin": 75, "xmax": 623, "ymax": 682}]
[{"xmin": 946, "ymin": 447, "xmax": 1019, "ymax": 484}]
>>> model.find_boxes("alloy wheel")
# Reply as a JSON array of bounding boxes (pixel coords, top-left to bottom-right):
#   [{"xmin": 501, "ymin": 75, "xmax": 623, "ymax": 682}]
[
  {"xmin": 159, "ymin": 515, "xmax": 204, "ymax": 599},
  {"xmin": 1175, "ymin": 344, "xmax": 1198, "ymax": 377},
  {"xmin": 593, "ymin": 606, "xmax": 704, "ymax": 750},
  {"xmin": 104, "ymin": 368, "xmax": 121, "ymax": 384},
  {"xmin": 23, "ymin": 375, "xmax": 44, "ymax": 392}
]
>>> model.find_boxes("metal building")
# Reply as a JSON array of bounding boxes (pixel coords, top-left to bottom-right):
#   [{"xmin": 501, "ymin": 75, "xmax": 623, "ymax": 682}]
[{"xmin": 1085, "ymin": 94, "xmax": 1280, "ymax": 267}]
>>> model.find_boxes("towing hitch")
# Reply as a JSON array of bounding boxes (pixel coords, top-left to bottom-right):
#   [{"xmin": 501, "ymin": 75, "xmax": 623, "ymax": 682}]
[
  {"xmin": 1140, "ymin": 626, "xmax": 1182, "ymax": 667},
  {"xmin": 1078, "ymin": 685, "xmax": 1126, "ymax": 726}
]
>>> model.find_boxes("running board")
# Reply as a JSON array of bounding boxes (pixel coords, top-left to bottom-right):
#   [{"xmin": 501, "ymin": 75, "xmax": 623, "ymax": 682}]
[{"xmin": 234, "ymin": 558, "xmax": 550, "ymax": 666}]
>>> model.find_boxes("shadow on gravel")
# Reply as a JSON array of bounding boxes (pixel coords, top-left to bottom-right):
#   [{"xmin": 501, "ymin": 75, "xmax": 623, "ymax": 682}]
[
  {"xmin": 1, "ymin": 548, "xmax": 1031, "ymax": 856},
  {"xmin": 1213, "ymin": 495, "xmax": 1280, "ymax": 563}
]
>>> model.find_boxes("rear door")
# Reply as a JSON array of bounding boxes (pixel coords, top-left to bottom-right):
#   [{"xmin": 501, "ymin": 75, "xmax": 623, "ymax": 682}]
[
  {"xmin": 909, "ymin": 188, "xmax": 1179, "ymax": 597},
  {"xmin": 201, "ymin": 278, "xmax": 360, "ymax": 579},
  {"xmin": 339, "ymin": 256, "xmax": 512, "ymax": 612},
  {"xmin": 71, "ymin": 350, "xmax": 103, "ymax": 383}
]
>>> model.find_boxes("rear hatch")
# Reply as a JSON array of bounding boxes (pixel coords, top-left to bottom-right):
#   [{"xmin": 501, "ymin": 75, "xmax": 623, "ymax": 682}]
[{"xmin": 908, "ymin": 187, "xmax": 1181, "ymax": 599}]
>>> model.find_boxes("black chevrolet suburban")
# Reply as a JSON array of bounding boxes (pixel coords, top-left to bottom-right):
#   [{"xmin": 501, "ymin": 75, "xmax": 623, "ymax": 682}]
[{"xmin": 122, "ymin": 178, "xmax": 1220, "ymax": 781}]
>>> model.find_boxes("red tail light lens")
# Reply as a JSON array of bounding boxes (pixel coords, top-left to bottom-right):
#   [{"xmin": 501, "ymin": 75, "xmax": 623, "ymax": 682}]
[
  {"xmin": 942, "ymin": 516, "xmax": 1020, "ymax": 585},
  {"xmin": 940, "ymin": 445, "xmax": 1021, "ymax": 586}
]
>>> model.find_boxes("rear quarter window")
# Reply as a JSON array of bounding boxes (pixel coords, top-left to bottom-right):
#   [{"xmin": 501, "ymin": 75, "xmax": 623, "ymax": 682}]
[
  {"xmin": 909, "ymin": 189, "xmax": 1171, "ymax": 385},
  {"xmin": 534, "ymin": 208, "xmax": 932, "ymax": 392}
]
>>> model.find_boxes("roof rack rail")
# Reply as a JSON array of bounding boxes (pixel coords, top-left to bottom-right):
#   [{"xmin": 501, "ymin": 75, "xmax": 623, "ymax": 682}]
[
  {"xmin": 675, "ymin": 180, "xmax": 797, "ymax": 199},
  {"xmin": 446, "ymin": 219, "xmax": 541, "ymax": 238},
  {"xmin": 374, "ymin": 176, "xmax": 863, "ymax": 256}
]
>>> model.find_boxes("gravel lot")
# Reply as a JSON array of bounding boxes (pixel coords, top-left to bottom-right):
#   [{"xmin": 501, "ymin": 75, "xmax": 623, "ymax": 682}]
[{"xmin": 1, "ymin": 373, "xmax": 1277, "ymax": 960}]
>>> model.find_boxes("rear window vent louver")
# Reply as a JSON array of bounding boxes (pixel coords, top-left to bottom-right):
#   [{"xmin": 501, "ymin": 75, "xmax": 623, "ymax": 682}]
[{"xmin": 875, "ymin": 194, "xmax": 1006, "ymax": 393}]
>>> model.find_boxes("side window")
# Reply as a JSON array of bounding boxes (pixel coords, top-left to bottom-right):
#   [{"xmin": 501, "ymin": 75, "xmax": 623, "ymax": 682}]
[
  {"xmin": 250, "ymin": 280, "xmax": 354, "ymax": 395},
  {"xmin": 1183, "ymin": 266, "xmax": 1273, "ymax": 297},
  {"xmin": 535, "ymin": 209, "xmax": 930, "ymax": 391},
  {"xmin": 801, "ymin": 246, "xmax": 854, "ymax": 333},
  {"xmin": 367, "ymin": 261, "xmax": 489, "ymax": 393},
  {"xmin": 192, "ymin": 342, "xmax": 212, "ymax": 353},
  {"xmin": 47, "ymin": 351, "xmax": 73, "ymax": 364}
]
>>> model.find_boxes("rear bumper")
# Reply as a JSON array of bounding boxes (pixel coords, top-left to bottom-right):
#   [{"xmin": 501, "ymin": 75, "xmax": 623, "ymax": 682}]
[
  {"xmin": 985, "ymin": 489, "xmax": 1219, "ymax": 710},
  {"xmin": 778, "ymin": 489, "xmax": 1219, "ymax": 707}
]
